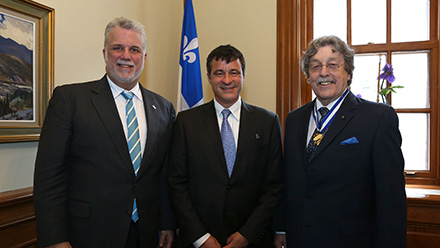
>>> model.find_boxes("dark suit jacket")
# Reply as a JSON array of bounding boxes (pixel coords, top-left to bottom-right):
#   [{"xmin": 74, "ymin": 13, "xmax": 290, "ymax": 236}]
[
  {"xmin": 167, "ymin": 100, "xmax": 283, "ymax": 247},
  {"xmin": 33, "ymin": 76, "xmax": 176, "ymax": 247},
  {"xmin": 275, "ymin": 91, "xmax": 407, "ymax": 248}
]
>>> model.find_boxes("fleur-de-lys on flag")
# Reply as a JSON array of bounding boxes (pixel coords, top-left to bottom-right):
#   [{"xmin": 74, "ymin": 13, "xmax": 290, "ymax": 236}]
[
  {"xmin": 377, "ymin": 62, "xmax": 403, "ymax": 104},
  {"xmin": 177, "ymin": 0, "xmax": 203, "ymax": 112}
]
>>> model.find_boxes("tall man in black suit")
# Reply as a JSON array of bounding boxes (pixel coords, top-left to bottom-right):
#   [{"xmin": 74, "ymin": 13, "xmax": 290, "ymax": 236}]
[
  {"xmin": 274, "ymin": 35, "xmax": 407, "ymax": 248},
  {"xmin": 33, "ymin": 17, "xmax": 175, "ymax": 248},
  {"xmin": 167, "ymin": 45, "xmax": 283, "ymax": 248}
]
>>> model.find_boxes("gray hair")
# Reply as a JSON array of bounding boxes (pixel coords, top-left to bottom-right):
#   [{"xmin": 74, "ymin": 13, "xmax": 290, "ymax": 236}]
[
  {"xmin": 104, "ymin": 17, "xmax": 147, "ymax": 53},
  {"xmin": 301, "ymin": 35, "xmax": 354, "ymax": 86}
]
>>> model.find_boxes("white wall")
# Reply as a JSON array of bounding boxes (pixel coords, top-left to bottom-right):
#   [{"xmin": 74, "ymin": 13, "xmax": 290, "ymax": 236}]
[{"xmin": 0, "ymin": 0, "xmax": 276, "ymax": 192}]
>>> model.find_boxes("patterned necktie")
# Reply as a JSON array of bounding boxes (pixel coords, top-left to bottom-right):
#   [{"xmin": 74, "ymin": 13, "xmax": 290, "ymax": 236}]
[
  {"xmin": 121, "ymin": 91, "xmax": 141, "ymax": 222},
  {"xmin": 305, "ymin": 107, "xmax": 329, "ymax": 161},
  {"xmin": 221, "ymin": 109, "xmax": 236, "ymax": 177}
]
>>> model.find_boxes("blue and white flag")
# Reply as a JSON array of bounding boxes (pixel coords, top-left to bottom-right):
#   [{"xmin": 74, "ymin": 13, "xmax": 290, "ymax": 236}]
[{"xmin": 177, "ymin": 0, "xmax": 203, "ymax": 112}]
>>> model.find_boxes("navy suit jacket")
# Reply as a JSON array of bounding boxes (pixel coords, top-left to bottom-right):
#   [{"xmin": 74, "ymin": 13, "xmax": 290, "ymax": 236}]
[
  {"xmin": 34, "ymin": 76, "xmax": 176, "ymax": 247},
  {"xmin": 275, "ymin": 91, "xmax": 407, "ymax": 248},
  {"xmin": 167, "ymin": 100, "xmax": 283, "ymax": 247}
]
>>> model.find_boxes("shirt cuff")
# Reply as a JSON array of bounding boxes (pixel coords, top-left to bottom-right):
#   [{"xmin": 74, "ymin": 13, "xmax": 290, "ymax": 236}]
[{"xmin": 193, "ymin": 233, "xmax": 211, "ymax": 248}]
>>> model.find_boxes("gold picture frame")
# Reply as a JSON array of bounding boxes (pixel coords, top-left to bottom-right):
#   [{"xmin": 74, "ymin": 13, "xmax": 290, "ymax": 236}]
[{"xmin": 0, "ymin": 0, "xmax": 54, "ymax": 142}]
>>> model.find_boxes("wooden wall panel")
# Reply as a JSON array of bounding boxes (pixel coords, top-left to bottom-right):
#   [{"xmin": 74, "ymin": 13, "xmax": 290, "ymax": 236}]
[
  {"xmin": 407, "ymin": 189, "xmax": 440, "ymax": 248},
  {"xmin": 0, "ymin": 187, "xmax": 36, "ymax": 248}
]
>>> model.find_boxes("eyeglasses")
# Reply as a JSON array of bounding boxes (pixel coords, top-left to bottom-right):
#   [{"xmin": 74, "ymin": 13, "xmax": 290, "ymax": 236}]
[{"xmin": 309, "ymin": 62, "xmax": 344, "ymax": 72}]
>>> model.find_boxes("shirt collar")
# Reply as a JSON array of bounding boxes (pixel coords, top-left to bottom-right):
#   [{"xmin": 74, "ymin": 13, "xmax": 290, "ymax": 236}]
[
  {"xmin": 107, "ymin": 75, "xmax": 143, "ymax": 102},
  {"xmin": 214, "ymin": 96, "xmax": 242, "ymax": 121},
  {"xmin": 315, "ymin": 88, "xmax": 348, "ymax": 110}
]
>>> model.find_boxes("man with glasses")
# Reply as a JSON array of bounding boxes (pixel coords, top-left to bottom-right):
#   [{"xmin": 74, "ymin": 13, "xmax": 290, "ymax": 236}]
[{"xmin": 274, "ymin": 35, "xmax": 407, "ymax": 248}]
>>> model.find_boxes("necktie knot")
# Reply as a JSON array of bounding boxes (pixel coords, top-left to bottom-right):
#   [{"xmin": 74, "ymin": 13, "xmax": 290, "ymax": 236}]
[
  {"xmin": 222, "ymin": 109, "xmax": 232, "ymax": 119},
  {"xmin": 318, "ymin": 107, "xmax": 329, "ymax": 118},
  {"xmin": 121, "ymin": 91, "xmax": 134, "ymax": 100},
  {"xmin": 318, "ymin": 107, "xmax": 329, "ymax": 126}
]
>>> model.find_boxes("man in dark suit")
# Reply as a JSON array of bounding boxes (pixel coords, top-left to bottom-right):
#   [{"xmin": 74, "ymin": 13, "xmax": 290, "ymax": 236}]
[
  {"xmin": 33, "ymin": 17, "xmax": 175, "ymax": 248},
  {"xmin": 274, "ymin": 35, "xmax": 407, "ymax": 248},
  {"xmin": 167, "ymin": 45, "xmax": 283, "ymax": 248}
]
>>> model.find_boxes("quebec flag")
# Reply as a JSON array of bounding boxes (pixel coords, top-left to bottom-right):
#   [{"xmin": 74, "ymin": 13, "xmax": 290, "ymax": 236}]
[{"xmin": 177, "ymin": 0, "xmax": 203, "ymax": 112}]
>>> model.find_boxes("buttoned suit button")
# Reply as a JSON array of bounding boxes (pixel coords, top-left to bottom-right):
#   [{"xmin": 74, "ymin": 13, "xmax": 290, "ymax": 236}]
[{"xmin": 305, "ymin": 193, "xmax": 312, "ymax": 200}]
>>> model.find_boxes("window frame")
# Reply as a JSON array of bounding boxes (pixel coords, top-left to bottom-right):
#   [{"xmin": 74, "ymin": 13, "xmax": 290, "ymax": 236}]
[{"xmin": 276, "ymin": 0, "xmax": 440, "ymax": 185}]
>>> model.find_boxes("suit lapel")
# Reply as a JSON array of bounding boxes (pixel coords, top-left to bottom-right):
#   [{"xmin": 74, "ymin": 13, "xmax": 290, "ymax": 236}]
[
  {"xmin": 201, "ymin": 101, "xmax": 229, "ymax": 177},
  {"xmin": 233, "ymin": 101, "xmax": 254, "ymax": 173},
  {"xmin": 299, "ymin": 102, "xmax": 314, "ymax": 166},
  {"xmin": 138, "ymin": 86, "xmax": 159, "ymax": 175},
  {"xmin": 89, "ymin": 76, "xmax": 133, "ymax": 175},
  {"xmin": 311, "ymin": 92, "xmax": 357, "ymax": 161}
]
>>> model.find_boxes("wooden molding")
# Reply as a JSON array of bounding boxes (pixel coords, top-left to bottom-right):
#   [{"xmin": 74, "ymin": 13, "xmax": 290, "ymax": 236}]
[{"xmin": 0, "ymin": 187, "xmax": 36, "ymax": 248}]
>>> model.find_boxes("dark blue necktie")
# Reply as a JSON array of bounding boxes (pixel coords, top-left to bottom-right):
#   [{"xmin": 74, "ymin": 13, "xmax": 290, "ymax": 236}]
[{"xmin": 305, "ymin": 107, "xmax": 329, "ymax": 161}]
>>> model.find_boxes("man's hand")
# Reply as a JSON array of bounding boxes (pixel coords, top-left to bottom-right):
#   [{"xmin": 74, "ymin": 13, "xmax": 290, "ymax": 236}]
[
  {"xmin": 47, "ymin": 242, "xmax": 72, "ymax": 248},
  {"xmin": 159, "ymin": 230, "xmax": 175, "ymax": 248},
  {"xmin": 200, "ymin": 236, "xmax": 221, "ymax": 248},
  {"xmin": 223, "ymin": 232, "xmax": 249, "ymax": 248},
  {"xmin": 274, "ymin": 234, "xmax": 286, "ymax": 248}
]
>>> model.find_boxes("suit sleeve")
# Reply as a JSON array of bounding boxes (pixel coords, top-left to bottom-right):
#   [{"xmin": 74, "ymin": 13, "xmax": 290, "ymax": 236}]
[
  {"xmin": 238, "ymin": 114, "xmax": 284, "ymax": 243},
  {"xmin": 33, "ymin": 86, "xmax": 72, "ymax": 246},
  {"xmin": 373, "ymin": 106, "xmax": 407, "ymax": 247},
  {"xmin": 167, "ymin": 113, "xmax": 209, "ymax": 245}
]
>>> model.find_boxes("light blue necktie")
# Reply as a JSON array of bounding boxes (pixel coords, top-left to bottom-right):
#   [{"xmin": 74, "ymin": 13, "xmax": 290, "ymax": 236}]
[
  {"xmin": 121, "ymin": 91, "xmax": 141, "ymax": 222},
  {"xmin": 221, "ymin": 109, "xmax": 236, "ymax": 177}
]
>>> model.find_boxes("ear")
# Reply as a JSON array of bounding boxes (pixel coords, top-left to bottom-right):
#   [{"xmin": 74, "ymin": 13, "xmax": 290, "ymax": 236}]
[{"xmin": 102, "ymin": 48, "xmax": 106, "ymax": 59}]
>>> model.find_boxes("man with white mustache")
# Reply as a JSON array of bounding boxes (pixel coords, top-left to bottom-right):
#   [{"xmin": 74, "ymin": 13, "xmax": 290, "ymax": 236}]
[
  {"xmin": 274, "ymin": 35, "xmax": 407, "ymax": 248},
  {"xmin": 34, "ymin": 17, "xmax": 176, "ymax": 248}
]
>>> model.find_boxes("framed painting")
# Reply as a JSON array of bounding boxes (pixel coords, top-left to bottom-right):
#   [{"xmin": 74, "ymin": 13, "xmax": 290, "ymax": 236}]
[{"xmin": 0, "ymin": 0, "xmax": 54, "ymax": 142}]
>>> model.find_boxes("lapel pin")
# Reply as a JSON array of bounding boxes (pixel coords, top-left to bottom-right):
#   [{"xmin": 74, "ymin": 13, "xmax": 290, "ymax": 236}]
[
  {"xmin": 256, "ymin": 134, "xmax": 260, "ymax": 139},
  {"xmin": 152, "ymin": 105, "xmax": 157, "ymax": 110}
]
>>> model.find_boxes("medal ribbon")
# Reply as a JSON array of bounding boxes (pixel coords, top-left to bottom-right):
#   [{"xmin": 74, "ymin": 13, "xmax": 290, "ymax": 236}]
[{"xmin": 313, "ymin": 88, "xmax": 350, "ymax": 132}]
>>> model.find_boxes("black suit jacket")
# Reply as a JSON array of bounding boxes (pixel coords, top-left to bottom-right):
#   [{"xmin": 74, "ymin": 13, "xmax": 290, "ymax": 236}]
[
  {"xmin": 33, "ymin": 76, "xmax": 176, "ymax": 247},
  {"xmin": 167, "ymin": 100, "xmax": 283, "ymax": 247},
  {"xmin": 275, "ymin": 91, "xmax": 407, "ymax": 248}
]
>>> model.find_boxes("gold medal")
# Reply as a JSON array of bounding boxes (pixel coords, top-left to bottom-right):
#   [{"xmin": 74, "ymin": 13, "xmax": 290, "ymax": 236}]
[
  {"xmin": 313, "ymin": 133, "xmax": 324, "ymax": 145},
  {"xmin": 313, "ymin": 133, "xmax": 323, "ymax": 141}
]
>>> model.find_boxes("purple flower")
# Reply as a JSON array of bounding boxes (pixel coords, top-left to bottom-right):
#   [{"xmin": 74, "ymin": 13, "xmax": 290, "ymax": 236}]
[
  {"xmin": 356, "ymin": 93, "xmax": 362, "ymax": 98},
  {"xmin": 378, "ymin": 63, "xmax": 396, "ymax": 83}
]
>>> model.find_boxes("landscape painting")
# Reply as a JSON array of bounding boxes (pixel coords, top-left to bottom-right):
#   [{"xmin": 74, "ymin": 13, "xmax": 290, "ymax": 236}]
[
  {"xmin": 0, "ymin": 12, "xmax": 34, "ymax": 121},
  {"xmin": 0, "ymin": 0, "xmax": 53, "ymax": 142}
]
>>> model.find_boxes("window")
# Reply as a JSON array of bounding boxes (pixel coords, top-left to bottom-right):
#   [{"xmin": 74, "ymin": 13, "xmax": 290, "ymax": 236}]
[{"xmin": 277, "ymin": 0, "xmax": 439, "ymax": 185}]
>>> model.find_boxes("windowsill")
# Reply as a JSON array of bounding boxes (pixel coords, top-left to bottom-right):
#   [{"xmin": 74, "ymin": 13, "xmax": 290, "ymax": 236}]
[{"xmin": 406, "ymin": 184, "xmax": 440, "ymax": 201}]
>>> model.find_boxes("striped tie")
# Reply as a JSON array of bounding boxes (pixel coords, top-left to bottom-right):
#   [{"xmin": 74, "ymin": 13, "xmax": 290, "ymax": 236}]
[{"xmin": 121, "ymin": 91, "xmax": 141, "ymax": 222}]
